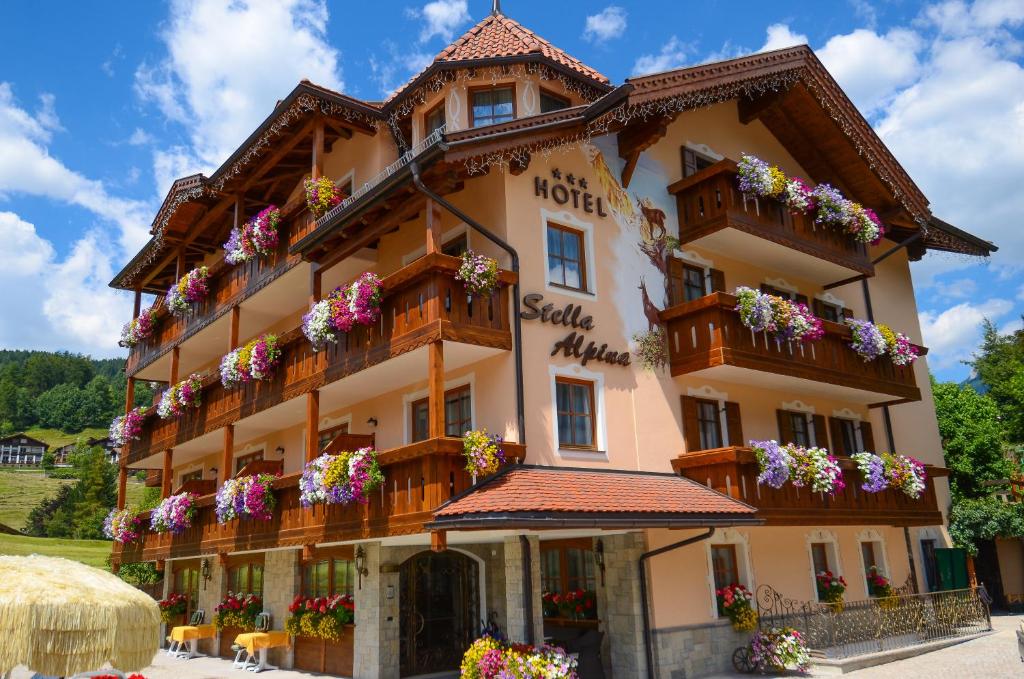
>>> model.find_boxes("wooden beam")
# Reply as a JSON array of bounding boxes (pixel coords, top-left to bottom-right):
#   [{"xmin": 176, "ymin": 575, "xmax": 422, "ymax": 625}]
[
  {"xmin": 169, "ymin": 346, "xmax": 179, "ymax": 385},
  {"xmin": 428, "ymin": 340, "xmax": 445, "ymax": 438},
  {"xmin": 426, "ymin": 199, "xmax": 442, "ymax": 255},
  {"xmin": 137, "ymin": 197, "xmax": 233, "ymax": 289},
  {"xmin": 117, "ymin": 464, "xmax": 128, "ymax": 510},
  {"xmin": 237, "ymin": 117, "xmax": 318, "ymax": 192},
  {"xmin": 124, "ymin": 377, "xmax": 135, "ymax": 415},
  {"xmin": 132, "ymin": 289, "xmax": 142, "ymax": 319},
  {"xmin": 509, "ymin": 152, "xmax": 531, "ymax": 176},
  {"xmin": 617, "ymin": 115, "xmax": 671, "ymax": 189},
  {"xmin": 620, "ymin": 150, "xmax": 641, "ymax": 190},
  {"xmin": 174, "ymin": 248, "xmax": 185, "ymax": 281},
  {"xmin": 161, "ymin": 449, "xmax": 173, "ymax": 499},
  {"xmin": 431, "ymin": 530, "xmax": 448, "ymax": 552},
  {"xmin": 737, "ymin": 92, "xmax": 784, "ymax": 125},
  {"xmin": 229, "ymin": 305, "xmax": 240, "ymax": 351},
  {"xmin": 760, "ymin": 104, "xmax": 855, "ymax": 196},
  {"xmin": 313, "ymin": 189, "xmax": 425, "ymax": 270},
  {"xmin": 313, "ymin": 118, "xmax": 325, "ymax": 181},
  {"xmin": 221, "ymin": 425, "xmax": 234, "ymax": 487},
  {"xmin": 309, "ymin": 263, "xmax": 322, "ymax": 306},
  {"xmin": 306, "ymin": 390, "xmax": 320, "ymax": 464}
]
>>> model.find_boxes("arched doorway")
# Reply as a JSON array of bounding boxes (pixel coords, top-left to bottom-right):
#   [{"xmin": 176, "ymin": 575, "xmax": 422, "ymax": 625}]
[{"xmin": 399, "ymin": 550, "xmax": 480, "ymax": 676}]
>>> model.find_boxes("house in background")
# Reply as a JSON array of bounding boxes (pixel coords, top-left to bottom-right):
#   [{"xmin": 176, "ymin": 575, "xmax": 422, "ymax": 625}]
[
  {"xmin": 53, "ymin": 436, "xmax": 119, "ymax": 466},
  {"xmin": 0, "ymin": 434, "xmax": 48, "ymax": 466}
]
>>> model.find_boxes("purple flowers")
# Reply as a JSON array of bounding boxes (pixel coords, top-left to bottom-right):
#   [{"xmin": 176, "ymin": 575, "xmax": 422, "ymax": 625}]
[
  {"xmin": 455, "ymin": 250, "xmax": 500, "ymax": 297},
  {"xmin": 166, "ymin": 266, "xmax": 210, "ymax": 316},
  {"xmin": 753, "ymin": 440, "xmax": 844, "ymax": 496},
  {"xmin": 216, "ymin": 473, "xmax": 278, "ymax": 523},
  {"xmin": 157, "ymin": 374, "xmax": 203, "ymax": 419},
  {"xmin": 104, "ymin": 507, "xmax": 143, "ymax": 544},
  {"xmin": 220, "ymin": 334, "xmax": 281, "ymax": 388},
  {"xmin": 304, "ymin": 177, "xmax": 344, "ymax": 219},
  {"xmin": 151, "ymin": 492, "xmax": 198, "ymax": 534},
  {"xmin": 735, "ymin": 287, "xmax": 824, "ymax": 343},
  {"xmin": 302, "ymin": 272, "xmax": 383, "ymax": 348},
  {"xmin": 110, "ymin": 407, "xmax": 146, "ymax": 446},
  {"xmin": 846, "ymin": 319, "xmax": 919, "ymax": 366},
  {"xmin": 299, "ymin": 447, "xmax": 384, "ymax": 507},
  {"xmin": 119, "ymin": 307, "xmax": 158, "ymax": 348},
  {"xmin": 752, "ymin": 440, "xmax": 793, "ymax": 489},
  {"xmin": 224, "ymin": 206, "xmax": 281, "ymax": 265},
  {"xmin": 851, "ymin": 452, "xmax": 927, "ymax": 498}
]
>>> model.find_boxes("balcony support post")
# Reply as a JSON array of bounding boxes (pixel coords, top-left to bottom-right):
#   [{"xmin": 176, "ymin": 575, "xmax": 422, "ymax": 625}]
[
  {"xmin": 229, "ymin": 305, "xmax": 240, "ymax": 351},
  {"xmin": 309, "ymin": 262, "xmax": 321, "ymax": 306},
  {"xmin": 428, "ymin": 340, "xmax": 445, "ymax": 438},
  {"xmin": 175, "ymin": 248, "xmax": 185, "ymax": 281},
  {"xmin": 132, "ymin": 288, "xmax": 142, "ymax": 319},
  {"xmin": 312, "ymin": 118, "xmax": 325, "ymax": 180},
  {"xmin": 117, "ymin": 464, "xmax": 127, "ymax": 510},
  {"xmin": 221, "ymin": 425, "xmax": 234, "ymax": 487},
  {"xmin": 161, "ymin": 448, "xmax": 173, "ymax": 499},
  {"xmin": 124, "ymin": 377, "xmax": 135, "ymax": 415},
  {"xmin": 426, "ymin": 199, "xmax": 442, "ymax": 255},
  {"xmin": 169, "ymin": 346, "xmax": 179, "ymax": 386},
  {"xmin": 306, "ymin": 390, "xmax": 319, "ymax": 463}
]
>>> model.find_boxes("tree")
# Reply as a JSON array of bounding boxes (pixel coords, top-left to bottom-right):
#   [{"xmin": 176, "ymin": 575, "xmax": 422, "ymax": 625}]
[
  {"xmin": 26, "ymin": 443, "xmax": 116, "ymax": 539},
  {"xmin": 34, "ymin": 383, "xmax": 89, "ymax": 431},
  {"xmin": 41, "ymin": 450, "xmax": 55, "ymax": 471},
  {"xmin": 972, "ymin": 319, "xmax": 1024, "ymax": 445},
  {"xmin": 949, "ymin": 498, "xmax": 1024, "ymax": 556},
  {"xmin": 932, "ymin": 379, "xmax": 1011, "ymax": 502}
]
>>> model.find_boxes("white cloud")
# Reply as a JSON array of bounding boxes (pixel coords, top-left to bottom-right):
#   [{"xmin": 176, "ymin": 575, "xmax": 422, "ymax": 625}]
[
  {"xmin": 584, "ymin": 6, "xmax": 627, "ymax": 43},
  {"xmin": 135, "ymin": 0, "xmax": 343, "ymax": 181},
  {"xmin": 816, "ymin": 28, "xmax": 923, "ymax": 114},
  {"xmin": 408, "ymin": 0, "xmax": 471, "ymax": 43},
  {"xmin": 127, "ymin": 128, "xmax": 154, "ymax": 146},
  {"xmin": 919, "ymin": 298, "xmax": 1013, "ymax": 369},
  {"xmin": 760, "ymin": 24, "xmax": 809, "ymax": 52},
  {"xmin": 0, "ymin": 212, "xmax": 54, "ymax": 276},
  {"xmin": 932, "ymin": 277, "xmax": 979, "ymax": 300},
  {"xmin": 368, "ymin": 44, "xmax": 433, "ymax": 98},
  {"xmin": 632, "ymin": 36, "xmax": 691, "ymax": 76}
]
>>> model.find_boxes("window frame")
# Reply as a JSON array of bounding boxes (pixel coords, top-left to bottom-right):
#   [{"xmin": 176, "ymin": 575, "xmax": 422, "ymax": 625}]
[
  {"xmin": 301, "ymin": 548, "xmax": 356, "ymax": 599},
  {"xmin": 179, "ymin": 469, "xmax": 203, "ymax": 485},
  {"xmin": 318, "ymin": 421, "xmax": 350, "ymax": 453},
  {"xmin": 469, "ymin": 84, "xmax": 516, "ymax": 128},
  {"xmin": 539, "ymin": 87, "xmax": 570, "ymax": 114},
  {"xmin": 789, "ymin": 412, "xmax": 811, "ymax": 447},
  {"xmin": 225, "ymin": 555, "xmax": 265, "ymax": 597},
  {"xmin": 234, "ymin": 450, "xmax": 264, "ymax": 475},
  {"xmin": 682, "ymin": 146, "xmax": 718, "ymax": 178},
  {"xmin": 546, "ymin": 222, "xmax": 589, "ymax": 293},
  {"xmin": 539, "ymin": 538, "xmax": 599, "ymax": 622},
  {"xmin": 696, "ymin": 398, "xmax": 724, "ymax": 450},
  {"xmin": 554, "ymin": 376, "xmax": 597, "ymax": 450},
  {"xmin": 682, "ymin": 263, "xmax": 707, "ymax": 302},
  {"xmin": 710, "ymin": 544, "xmax": 740, "ymax": 591},
  {"xmin": 410, "ymin": 383, "xmax": 474, "ymax": 443},
  {"xmin": 424, "ymin": 99, "xmax": 446, "ymax": 136}
]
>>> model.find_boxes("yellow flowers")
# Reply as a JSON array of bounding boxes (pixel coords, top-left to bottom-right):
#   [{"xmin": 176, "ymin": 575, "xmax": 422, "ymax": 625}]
[
  {"xmin": 731, "ymin": 606, "xmax": 759, "ymax": 632},
  {"xmin": 767, "ymin": 166, "xmax": 788, "ymax": 197}
]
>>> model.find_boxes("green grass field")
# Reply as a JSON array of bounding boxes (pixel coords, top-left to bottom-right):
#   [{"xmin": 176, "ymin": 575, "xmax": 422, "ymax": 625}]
[
  {"xmin": 22, "ymin": 426, "xmax": 108, "ymax": 449},
  {"xmin": 0, "ymin": 533, "xmax": 111, "ymax": 569},
  {"xmin": 0, "ymin": 469, "xmax": 147, "ymax": 530}
]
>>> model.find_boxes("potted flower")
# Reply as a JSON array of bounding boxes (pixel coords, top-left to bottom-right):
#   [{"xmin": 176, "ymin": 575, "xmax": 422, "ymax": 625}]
[
  {"xmin": 166, "ymin": 266, "xmax": 210, "ymax": 316},
  {"xmin": 109, "ymin": 407, "xmax": 146, "ymax": 446},
  {"xmin": 150, "ymin": 492, "xmax": 198, "ymax": 534},
  {"xmin": 215, "ymin": 473, "xmax": 277, "ymax": 523},
  {"xmin": 556, "ymin": 589, "xmax": 597, "ymax": 621},
  {"xmin": 716, "ymin": 583, "xmax": 757, "ymax": 632},
  {"xmin": 633, "ymin": 327, "xmax": 668, "ymax": 371},
  {"xmin": 286, "ymin": 593, "xmax": 356, "ymax": 675},
  {"xmin": 867, "ymin": 565, "xmax": 894, "ymax": 600},
  {"xmin": 214, "ymin": 591, "xmax": 262, "ymax": 637},
  {"xmin": 846, "ymin": 318, "xmax": 918, "ymax": 365},
  {"xmin": 157, "ymin": 592, "xmax": 188, "ymax": 624},
  {"xmin": 103, "ymin": 506, "xmax": 143, "ymax": 545},
  {"xmin": 455, "ymin": 250, "xmax": 499, "ymax": 298},
  {"xmin": 156, "ymin": 373, "xmax": 203, "ymax": 419},
  {"xmin": 301, "ymin": 272, "xmax": 383, "ymax": 348},
  {"xmin": 461, "ymin": 636, "xmax": 577, "ymax": 679},
  {"xmin": 304, "ymin": 176, "xmax": 345, "ymax": 219},
  {"xmin": 224, "ymin": 205, "xmax": 281, "ymax": 265},
  {"xmin": 734, "ymin": 287, "xmax": 823, "ymax": 343},
  {"xmin": 119, "ymin": 307, "xmax": 158, "ymax": 348},
  {"xmin": 220, "ymin": 334, "xmax": 282, "ymax": 388},
  {"xmin": 541, "ymin": 591, "xmax": 560, "ymax": 619},
  {"xmin": 749, "ymin": 627, "xmax": 811, "ymax": 672},
  {"xmin": 851, "ymin": 452, "xmax": 927, "ymax": 499},
  {"xmin": 463, "ymin": 429, "xmax": 505, "ymax": 478},
  {"xmin": 816, "ymin": 570, "xmax": 847, "ymax": 611},
  {"xmin": 788, "ymin": 446, "xmax": 845, "ymax": 496},
  {"xmin": 299, "ymin": 447, "xmax": 384, "ymax": 507}
]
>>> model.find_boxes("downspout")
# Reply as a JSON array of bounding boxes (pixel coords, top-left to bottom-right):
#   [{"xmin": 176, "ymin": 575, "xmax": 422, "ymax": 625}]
[
  {"xmin": 409, "ymin": 159, "xmax": 527, "ymax": 445},
  {"xmin": 520, "ymin": 534, "xmax": 536, "ymax": 644},
  {"xmin": 640, "ymin": 528, "xmax": 715, "ymax": 679}
]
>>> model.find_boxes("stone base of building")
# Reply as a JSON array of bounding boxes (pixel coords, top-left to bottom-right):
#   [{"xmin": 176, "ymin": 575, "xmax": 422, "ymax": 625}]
[{"xmin": 653, "ymin": 620, "xmax": 748, "ymax": 679}]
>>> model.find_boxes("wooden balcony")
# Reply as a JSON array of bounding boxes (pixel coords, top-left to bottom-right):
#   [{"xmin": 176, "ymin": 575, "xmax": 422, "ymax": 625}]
[
  {"xmin": 667, "ymin": 160, "xmax": 873, "ymax": 282},
  {"xmin": 660, "ymin": 293, "xmax": 922, "ymax": 402},
  {"xmin": 113, "ymin": 437, "xmax": 526, "ymax": 563},
  {"xmin": 124, "ymin": 254, "xmax": 515, "ymax": 464},
  {"xmin": 672, "ymin": 446, "xmax": 944, "ymax": 526}
]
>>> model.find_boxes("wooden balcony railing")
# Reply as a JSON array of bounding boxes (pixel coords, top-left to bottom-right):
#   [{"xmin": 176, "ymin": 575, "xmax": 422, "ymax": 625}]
[
  {"xmin": 125, "ymin": 254, "xmax": 515, "ymax": 464},
  {"xmin": 671, "ymin": 446, "xmax": 944, "ymax": 526},
  {"xmin": 659, "ymin": 292, "xmax": 922, "ymax": 401},
  {"xmin": 667, "ymin": 160, "xmax": 873, "ymax": 276},
  {"xmin": 125, "ymin": 202, "xmax": 320, "ymax": 375},
  {"xmin": 114, "ymin": 437, "xmax": 526, "ymax": 563},
  {"xmin": 234, "ymin": 459, "xmax": 284, "ymax": 479}
]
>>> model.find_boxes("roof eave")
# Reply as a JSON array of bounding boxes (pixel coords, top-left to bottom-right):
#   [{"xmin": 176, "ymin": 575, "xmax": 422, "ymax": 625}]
[
  {"xmin": 927, "ymin": 216, "xmax": 998, "ymax": 256},
  {"xmin": 426, "ymin": 511, "xmax": 763, "ymax": 531}
]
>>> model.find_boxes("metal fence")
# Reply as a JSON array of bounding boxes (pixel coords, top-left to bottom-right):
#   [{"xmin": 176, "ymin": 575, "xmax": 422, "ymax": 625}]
[{"xmin": 756, "ymin": 584, "xmax": 991, "ymax": 658}]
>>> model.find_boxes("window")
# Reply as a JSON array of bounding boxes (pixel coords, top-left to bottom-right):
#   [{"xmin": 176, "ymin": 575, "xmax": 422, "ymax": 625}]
[
  {"xmin": 424, "ymin": 101, "xmax": 446, "ymax": 135},
  {"xmin": 547, "ymin": 223, "xmax": 587, "ymax": 292},
  {"xmin": 761, "ymin": 284, "xmax": 795, "ymax": 300},
  {"xmin": 441, "ymin": 232, "xmax": 469, "ymax": 257},
  {"xmin": 711, "ymin": 544, "xmax": 740, "ymax": 591},
  {"xmin": 227, "ymin": 561, "xmax": 264, "ymax": 596},
  {"xmin": 540, "ymin": 539, "xmax": 598, "ymax": 622},
  {"xmin": 411, "ymin": 385, "xmax": 473, "ymax": 442},
  {"xmin": 540, "ymin": 89, "xmax": 570, "ymax": 113},
  {"xmin": 470, "ymin": 86, "xmax": 514, "ymax": 127},
  {"xmin": 810, "ymin": 543, "xmax": 831, "ymax": 575},
  {"xmin": 819, "ymin": 302, "xmax": 842, "ymax": 323},
  {"xmin": 180, "ymin": 469, "xmax": 203, "ymax": 484},
  {"xmin": 683, "ymin": 264, "xmax": 706, "ymax": 302},
  {"xmin": 838, "ymin": 419, "xmax": 860, "ymax": 455},
  {"xmin": 555, "ymin": 377, "xmax": 595, "ymax": 449},
  {"xmin": 235, "ymin": 450, "xmax": 263, "ymax": 475},
  {"xmin": 697, "ymin": 399, "xmax": 723, "ymax": 450},
  {"xmin": 682, "ymin": 147, "xmax": 717, "ymax": 177},
  {"xmin": 318, "ymin": 422, "xmax": 350, "ymax": 452},
  {"xmin": 303, "ymin": 556, "xmax": 355, "ymax": 598},
  {"xmin": 173, "ymin": 563, "xmax": 200, "ymax": 624},
  {"xmin": 790, "ymin": 413, "xmax": 811, "ymax": 447}
]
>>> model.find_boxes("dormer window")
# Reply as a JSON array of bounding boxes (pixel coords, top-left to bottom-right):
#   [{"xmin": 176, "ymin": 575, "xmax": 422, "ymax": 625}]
[
  {"xmin": 540, "ymin": 89, "xmax": 570, "ymax": 114},
  {"xmin": 471, "ymin": 86, "xmax": 514, "ymax": 127}
]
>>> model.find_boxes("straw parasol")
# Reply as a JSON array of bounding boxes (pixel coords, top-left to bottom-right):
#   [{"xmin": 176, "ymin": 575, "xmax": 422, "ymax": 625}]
[{"xmin": 0, "ymin": 554, "xmax": 160, "ymax": 677}]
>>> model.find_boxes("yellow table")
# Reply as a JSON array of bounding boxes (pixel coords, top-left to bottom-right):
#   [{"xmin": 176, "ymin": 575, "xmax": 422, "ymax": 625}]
[
  {"xmin": 167, "ymin": 623, "xmax": 217, "ymax": 659},
  {"xmin": 233, "ymin": 630, "xmax": 290, "ymax": 671}
]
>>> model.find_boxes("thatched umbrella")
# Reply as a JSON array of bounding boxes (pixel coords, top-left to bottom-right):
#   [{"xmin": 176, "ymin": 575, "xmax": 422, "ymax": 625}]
[{"xmin": 0, "ymin": 555, "xmax": 160, "ymax": 678}]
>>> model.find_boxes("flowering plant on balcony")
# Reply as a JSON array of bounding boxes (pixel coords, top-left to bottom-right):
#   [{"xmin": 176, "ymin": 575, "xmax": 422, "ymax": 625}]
[
  {"xmin": 816, "ymin": 571, "xmax": 847, "ymax": 611},
  {"xmin": 456, "ymin": 250, "xmax": 499, "ymax": 297},
  {"xmin": 157, "ymin": 592, "xmax": 188, "ymax": 623},
  {"xmin": 846, "ymin": 319, "xmax": 919, "ymax": 366},
  {"xmin": 789, "ymin": 445, "xmax": 845, "ymax": 496},
  {"xmin": 304, "ymin": 176, "xmax": 345, "ymax": 219},
  {"xmin": 633, "ymin": 327, "xmax": 668, "ymax": 371},
  {"xmin": 165, "ymin": 266, "xmax": 210, "ymax": 316},
  {"xmin": 461, "ymin": 636, "xmax": 578, "ymax": 679},
  {"xmin": 214, "ymin": 591, "xmax": 262, "ymax": 630},
  {"xmin": 103, "ymin": 506, "xmax": 143, "ymax": 544},
  {"xmin": 734, "ymin": 287, "xmax": 823, "ymax": 343},
  {"xmin": 156, "ymin": 373, "xmax": 203, "ymax": 419},
  {"xmin": 216, "ymin": 473, "xmax": 278, "ymax": 523},
  {"xmin": 109, "ymin": 406, "xmax": 146, "ymax": 446},
  {"xmin": 151, "ymin": 492, "xmax": 198, "ymax": 534},
  {"xmin": 752, "ymin": 439, "xmax": 794, "ymax": 489},
  {"xmin": 851, "ymin": 452, "xmax": 927, "ymax": 499},
  {"xmin": 285, "ymin": 593, "xmax": 354, "ymax": 640},
  {"xmin": 299, "ymin": 447, "xmax": 384, "ymax": 507},
  {"xmin": 302, "ymin": 272, "xmax": 384, "ymax": 347},
  {"xmin": 750, "ymin": 627, "xmax": 810, "ymax": 673},
  {"xmin": 220, "ymin": 334, "xmax": 282, "ymax": 388},
  {"xmin": 716, "ymin": 583, "xmax": 757, "ymax": 631},
  {"xmin": 463, "ymin": 429, "xmax": 505, "ymax": 477},
  {"xmin": 224, "ymin": 205, "xmax": 281, "ymax": 265},
  {"xmin": 119, "ymin": 307, "xmax": 158, "ymax": 348}
]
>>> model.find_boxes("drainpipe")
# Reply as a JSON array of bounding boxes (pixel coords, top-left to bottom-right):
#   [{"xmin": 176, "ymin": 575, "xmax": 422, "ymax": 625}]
[
  {"xmin": 639, "ymin": 528, "xmax": 715, "ymax": 679},
  {"xmin": 520, "ymin": 534, "xmax": 536, "ymax": 645},
  {"xmin": 409, "ymin": 159, "xmax": 527, "ymax": 446}
]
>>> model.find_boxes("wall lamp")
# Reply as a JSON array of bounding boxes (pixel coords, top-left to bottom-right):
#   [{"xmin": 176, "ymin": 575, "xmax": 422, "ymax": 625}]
[
  {"xmin": 594, "ymin": 539, "xmax": 606, "ymax": 586},
  {"xmin": 355, "ymin": 546, "xmax": 369, "ymax": 589},
  {"xmin": 275, "ymin": 446, "xmax": 285, "ymax": 456},
  {"xmin": 200, "ymin": 557, "xmax": 212, "ymax": 590},
  {"xmin": 367, "ymin": 417, "xmax": 378, "ymax": 427}
]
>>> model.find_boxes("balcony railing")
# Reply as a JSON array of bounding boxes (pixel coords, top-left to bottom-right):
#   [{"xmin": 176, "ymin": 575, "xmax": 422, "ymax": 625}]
[
  {"xmin": 125, "ymin": 254, "xmax": 515, "ymax": 464},
  {"xmin": 659, "ymin": 292, "xmax": 922, "ymax": 401},
  {"xmin": 114, "ymin": 437, "xmax": 525, "ymax": 562},
  {"xmin": 667, "ymin": 160, "xmax": 873, "ymax": 276},
  {"xmin": 671, "ymin": 446, "xmax": 943, "ymax": 526},
  {"xmin": 126, "ymin": 201, "xmax": 319, "ymax": 375}
]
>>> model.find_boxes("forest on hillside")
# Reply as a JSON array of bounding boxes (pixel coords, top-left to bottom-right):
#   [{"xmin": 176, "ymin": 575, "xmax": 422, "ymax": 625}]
[{"xmin": 0, "ymin": 350, "xmax": 153, "ymax": 435}]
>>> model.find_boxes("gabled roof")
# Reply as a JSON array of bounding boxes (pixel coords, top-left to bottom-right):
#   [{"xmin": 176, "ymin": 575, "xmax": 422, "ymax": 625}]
[{"xmin": 0, "ymin": 434, "xmax": 48, "ymax": 449}]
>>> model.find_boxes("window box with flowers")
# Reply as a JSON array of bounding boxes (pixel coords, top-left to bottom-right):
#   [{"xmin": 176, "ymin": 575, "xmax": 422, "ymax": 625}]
[
  {"xmin": 157, "ymin": 592, "xmax": 188, "ymax": 624},
  {"xmin": 287, "ymin": 594, "xmax": 355, "ymax": 676},
  {"xmin": 716, "ymin": 583, "xmax": 758, "ymax": 631},
  {"xmin": 816, "ymin": 571, "xmax": 847, "ymax": 612},
  {"xmin": 214, "ymin": 591, "xmax": 262, "ymax": 658}
]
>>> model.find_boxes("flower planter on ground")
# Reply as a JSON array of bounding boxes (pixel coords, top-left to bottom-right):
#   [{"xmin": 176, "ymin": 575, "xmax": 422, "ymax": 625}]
[{"xmin": 292, "ymin": 627, "xmax": 355, "ymax": 675}]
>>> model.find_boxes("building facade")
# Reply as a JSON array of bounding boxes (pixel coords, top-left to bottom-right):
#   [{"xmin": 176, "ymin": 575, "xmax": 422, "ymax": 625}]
[
  {"xmin": 0, "ymin": 434, "xmax": 47, "ymax": 466},
  {"xmin": 110, "ymin": 7, "xmax": 995, "ymax": 678},
  {"xmin": 54, "ymin": 436, "xmax": 119, "ymax": 466}
]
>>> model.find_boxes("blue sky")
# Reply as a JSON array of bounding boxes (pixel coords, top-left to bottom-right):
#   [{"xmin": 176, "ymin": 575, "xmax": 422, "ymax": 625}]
[{"xmin": 0, "ymin": 0, "xmax": 1020, "ymax": 382}]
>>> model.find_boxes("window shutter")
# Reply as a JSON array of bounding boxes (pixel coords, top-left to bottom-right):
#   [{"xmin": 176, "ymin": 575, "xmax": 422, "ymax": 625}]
[
  {"xmin": 859, "ymin": 421, "xmax": 876, "ymax": 453},
  {"xmin": 828, "ymin": 417, "xmax": 847, "ymax": 456},
  {"xmin": 725, "ymin": 401, "xmax": 744, "ymax": 447},
  {"xmin": 776, "ymin": 409, "xmax": 795, "ymax": 445},
  {"xmin": 842, "ymin": 307, "xmax": 854, "ymax": 320},
  {"xmin": 811, "ymin": 414, "xmax": 827, "ymax": 449},
  {"xmin": 708, "ymin": 268, "xmax": 726, "ymax": 294},
  {"xmin": 681, "ymin": 396, "xmax": 701, "ymax": 453},
  {"xmin": 682, "ymin": 148, "xmax": 698, "ymax": 178},
  {"xmin": 795, "ymin": 293, "xmax": 810, "ymax": 307},
  {"xmin": 667, "ymin": 256, "xmax": 684, "ymax": 306}
]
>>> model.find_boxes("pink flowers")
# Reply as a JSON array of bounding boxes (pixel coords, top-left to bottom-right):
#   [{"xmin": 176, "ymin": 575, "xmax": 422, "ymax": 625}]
[
  {"xmin": 302, "ymin": 272, "xmax": 383, "ymax": 348},
  {"xmin": 157, "ymin": 374, "xmax": 203, "ymax": 419},
  {"xmin": 110, "ymin": 407, "xmax": 146, "ymax": 446},
  {"xmin": 103, "ymin": 507, "xmax": 143, "ymax": 544},
  {"xmin": 735, "ymin": 287, "xmax": 824, "ymax": 343},
  {"xmin": 455, "ymin": 250, "xmax": 499, "ymax": 297},
  {"xmin": 151, "ymin": 492, "xmax": 198, "ymax": 534},
  {"xmin": 224, "ymin": 206, "xmax": 281, "ymax": 264},
  {"xmin": 120, "ymin": 307, "xmax": 158, "ymax": 348},
  {"xmin": 220, "ymin": 334, "xmax": 281, "ymax": 388},
  {"xmin": 216, "ymin": 473, "xmax": 277, "ymax": 523},
  {"xmin": 166, "ymin": 266, "xmax": 210, "ymax": 316},
  {"xmin": 752, "ymin": 440, "xmax": 845, "ymax": 495}
]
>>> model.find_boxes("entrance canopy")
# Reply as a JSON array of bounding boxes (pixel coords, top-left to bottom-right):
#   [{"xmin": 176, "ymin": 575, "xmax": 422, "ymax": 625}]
[{"xmin": 427, "ymin": 465, "xmax": 762, "ymax": 531}]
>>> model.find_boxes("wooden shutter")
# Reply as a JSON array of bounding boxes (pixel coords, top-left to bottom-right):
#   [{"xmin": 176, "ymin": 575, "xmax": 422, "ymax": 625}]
[
  {"xmin": 724, "ymin": 401, "xmax": 744, "ymax": 447},
  {"xmin": 708, "ymin": 268, "xmax": 726, "ymax": 294},
  {"xmin": 682, "ymin": 148, "xmax": 698, "ymax": 177},
  {"xmin": 811, "ymin": 414, "xmax": 827, "ymax": 449},
  {"xmin": 828, "ymin": 417, "xmax": 847, "ymax": 456},
  {"xmin": 681, "ymin": 396, "xmax": 701, "ymax": 453},
  {"xmin": 667, "ymin": 256, "xmax": 684, "ymax": 306},
  {"xmin": 859, "ymin": 420, "xmax": 876, "ymax": 452},
  {"xmin": 776, "ymin": 409, "xmax": 795, "ymax": 444}
]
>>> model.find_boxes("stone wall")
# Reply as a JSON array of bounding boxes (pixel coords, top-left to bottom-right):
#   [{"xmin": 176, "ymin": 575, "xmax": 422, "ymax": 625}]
[
  {"xmin": 196, "ymin": 558, "xmax": 223, "ymax": 655},
  {"xmin": 264, "ymin": 548, "xmax": 300, "ymax": 668},
  {"xmin": 355, "ymin": 542, "xmax": 391, "ymax": 679},
  {"xmin": 597, "ymin": 532, "xmax": 648, "ymax": 679},
  {"xmin": 652, "ymin": 620, "xmax": 746, "ymax": 679}
]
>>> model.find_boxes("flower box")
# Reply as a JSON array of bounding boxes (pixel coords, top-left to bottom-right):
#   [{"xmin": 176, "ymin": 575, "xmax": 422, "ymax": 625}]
[{"xmin": 292, "ymin": 627, "xmax": 355, "ymax": 676}]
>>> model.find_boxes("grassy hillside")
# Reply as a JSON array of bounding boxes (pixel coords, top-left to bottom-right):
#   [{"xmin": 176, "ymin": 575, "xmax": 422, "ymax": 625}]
[
  {"xmin": 22, "ymin": 426, "xmax": 108, "ymax": 449},
  {"xmin": 0, "ymin": 533, "xmax": 111, "ymax": 569},
  {"xmin": 0, "ymin": 469, "xmax": 147, "ymax": 530}
]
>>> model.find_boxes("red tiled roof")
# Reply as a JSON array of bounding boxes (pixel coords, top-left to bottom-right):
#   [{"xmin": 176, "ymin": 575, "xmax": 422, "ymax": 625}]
[
  {"xmin": 430, "ymin": 466, "xmax": 758, "ymax": 529},
  {"xmin": 436, "ymin": 12, "xmax": 609, "ymax": 84}
]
